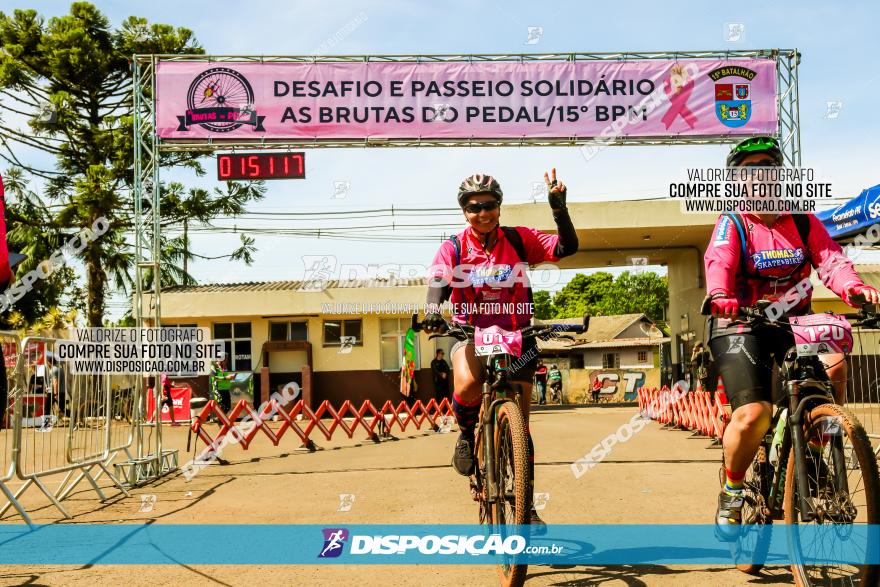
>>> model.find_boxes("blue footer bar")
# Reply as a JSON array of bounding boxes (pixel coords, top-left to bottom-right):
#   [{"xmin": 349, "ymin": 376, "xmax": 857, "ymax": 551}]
[{"xmin": 0, "ymin": 524, "xmax": 878, "ymax": 565}]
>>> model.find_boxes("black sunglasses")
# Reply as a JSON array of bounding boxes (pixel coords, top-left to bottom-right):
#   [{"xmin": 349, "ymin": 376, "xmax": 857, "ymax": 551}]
[
  {"xmin": 463, "ymin": 201, "xmax": 500, "ymax": 213},
  {"xmin": 740, "ymin": 159, "xmax": 779, "ymax": 167}
]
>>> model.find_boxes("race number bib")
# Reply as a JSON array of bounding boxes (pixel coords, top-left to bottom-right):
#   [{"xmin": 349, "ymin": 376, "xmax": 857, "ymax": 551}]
[
  {"xmin": 474, "ymin": 325, "xmax": 523, "ymax": 357},
  {"xmin": 790, "ymin": 314, "xmax": 853, "ymax": 357}
]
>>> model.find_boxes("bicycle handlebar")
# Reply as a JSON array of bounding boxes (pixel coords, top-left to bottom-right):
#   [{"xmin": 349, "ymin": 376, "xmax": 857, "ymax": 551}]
[{"xmin": 700, "ymin": 295, "xmax": 880, "ymax": 328}]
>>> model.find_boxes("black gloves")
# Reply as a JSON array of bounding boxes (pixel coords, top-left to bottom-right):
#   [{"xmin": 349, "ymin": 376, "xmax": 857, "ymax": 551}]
[
  {"xmin": 424, "ymin": 312, "xmax": 447, "ymax": 333},
  {"xmin": 548, "ymin": 182, "xmax": 567, "ymax": 211}
]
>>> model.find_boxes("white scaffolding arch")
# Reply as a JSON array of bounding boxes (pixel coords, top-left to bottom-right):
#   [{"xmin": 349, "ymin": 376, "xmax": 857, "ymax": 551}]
[{"xmin": 130, "ymin": 49, "xmax": 801, "ymax": 483}]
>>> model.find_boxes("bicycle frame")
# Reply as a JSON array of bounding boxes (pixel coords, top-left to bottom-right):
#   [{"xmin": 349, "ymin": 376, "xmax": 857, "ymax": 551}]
[
  {"xmin": 702, "ymin": 299, "xmax": 872, "ymax": 524},
  {"xmin": 762, "ymin": 348, "xmax": 843, "ymax": 523},
  {"xmin": 478, "ymin": 352, "xmax": 521, "ymax": 507},
  {"xmin": 410, "ymin": 313, "xmax": 587, "ymax": 521}
]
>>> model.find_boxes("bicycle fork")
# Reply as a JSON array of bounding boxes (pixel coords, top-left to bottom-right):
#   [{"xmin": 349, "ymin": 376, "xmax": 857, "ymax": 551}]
[
  {"xmin": 786, "ymin": 381, "xmax": 853, "ymax": 522},
  {"xmin": 481, "ymin": 381, "xmax": 497, "ymax": 503}
]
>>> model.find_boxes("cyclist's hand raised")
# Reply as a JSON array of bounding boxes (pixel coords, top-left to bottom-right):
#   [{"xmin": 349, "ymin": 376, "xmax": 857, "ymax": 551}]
[
  {"xmin": 710, "ymin": 296, "xmax": 739, "ymax": 319},
  {"xmin": 845, "ymin": 283, "xmax": 880, "ymax": 307},
  {"xmin": 543, "ymin": 167, "xmax": 567, "ymax": 211},
  {"xmin": 423, "ymin": 312, "xmax": 447, "ymax": 334}
]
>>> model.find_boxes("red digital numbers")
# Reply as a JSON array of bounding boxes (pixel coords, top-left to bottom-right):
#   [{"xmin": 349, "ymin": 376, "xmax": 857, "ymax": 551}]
[{"xmin": 216, "ymin": 153, "xmax": 305, "ymax": 180}]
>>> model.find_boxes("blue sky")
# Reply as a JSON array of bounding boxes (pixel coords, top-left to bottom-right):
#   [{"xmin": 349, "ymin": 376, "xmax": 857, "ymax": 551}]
[{"xmin": 9, "ymin": 1, "xmax": 880, "ymax": 318}]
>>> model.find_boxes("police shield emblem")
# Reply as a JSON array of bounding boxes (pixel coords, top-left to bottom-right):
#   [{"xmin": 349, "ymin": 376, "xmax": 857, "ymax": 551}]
[{"xmin": 709, "ymin": 66, "xmax": 757, "ymax": 128}]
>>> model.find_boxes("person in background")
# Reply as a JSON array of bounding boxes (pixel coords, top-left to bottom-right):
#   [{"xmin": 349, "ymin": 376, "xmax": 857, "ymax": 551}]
[
  {"xmin": 547, "ymin": 364, "xmax": 562, "ymax": 402},
  {"xmin": 591, "ymin": 376, "xmax": 603, "ymax": 403},
  {"xmin": 49, "ymin": 355, "xmax": 66, "ymax": 419},
  {"xmin": 690, "ymin": 342, "xmax": 712, "ymax": 392},
  {"xmin": 431, "ymin": 349, "xmax": 451, "ymax": 404},
  {"xmin": 534, "ymin": 361, "xmax": 548, "ymax": 405},
  {"xmin": 160, "ymin": 372, "xmax": 179, "ymax": 427},
  {"xmin": 210, "ymin": 357, "xmax": 235, "ymax": 416},
  {"xmin": 0, "ymin": 350, "xmax": 7, "ymax": 430}
]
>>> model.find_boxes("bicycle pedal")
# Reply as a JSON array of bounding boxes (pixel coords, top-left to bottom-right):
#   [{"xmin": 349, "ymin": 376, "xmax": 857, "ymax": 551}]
[{"xmin": 469, "ymin": 484, "xmax": 480, "ymax": 502}]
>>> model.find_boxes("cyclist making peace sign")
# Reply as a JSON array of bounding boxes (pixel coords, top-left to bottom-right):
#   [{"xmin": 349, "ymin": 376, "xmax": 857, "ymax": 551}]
[{"xmin": 423, "ymin": 169, "xmax": 579, "ymax": 527}]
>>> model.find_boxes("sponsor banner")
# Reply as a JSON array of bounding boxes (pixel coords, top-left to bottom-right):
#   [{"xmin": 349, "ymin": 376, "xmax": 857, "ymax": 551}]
[
  {"xmin": 146, "ymin": 387, "xmax": 192, "ymax": 423},
  {"xmin": 0, "ymin": 525, "xmax": 877, "ymax": 565},
  {"xmin": 156, "ymin": 59, "xmax": 778, "ymax": 140},
  {"xmin": 816, "ymin": 183, "xmax": 880, "ymax": 239}
]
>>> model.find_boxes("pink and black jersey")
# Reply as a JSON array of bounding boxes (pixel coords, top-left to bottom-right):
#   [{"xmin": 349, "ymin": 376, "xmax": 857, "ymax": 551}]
[
  {"xmin": 430, "ymin": 226, "xmax": 560, "ymax": 330},
  {"xmin": 704, "ymin": 212, "xmax": 864, "ymax": 313}
]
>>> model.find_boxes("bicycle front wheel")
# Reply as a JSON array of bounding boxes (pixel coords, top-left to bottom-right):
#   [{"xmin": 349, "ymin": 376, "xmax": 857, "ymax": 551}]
[
  {"xmin": 493, "ymin": 401, "xmax": 529, "ymax": 587},
  {"xmin": 783, "ymin": 403, "xmax": 880, "ymax": 586}
]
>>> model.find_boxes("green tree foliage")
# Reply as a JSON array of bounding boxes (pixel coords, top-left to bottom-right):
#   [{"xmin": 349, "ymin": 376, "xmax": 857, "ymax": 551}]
[
  {"xmin": 552, "ymin": 272, "xmax": 615, "ymax": 318},
  {"xmin": 532, "ymin": 289, "xmax": 553, "ymax": 319},
  {"xmin": 609, "ymin": 271, "xmax": 668, "ymax": 322},
  {"xmin": 0, "ymin": 3, "xmax": 264, "ymax": 326},
  {"xmin": 544, "ymin": 271, "xmax": 668, "ymax": 322}
]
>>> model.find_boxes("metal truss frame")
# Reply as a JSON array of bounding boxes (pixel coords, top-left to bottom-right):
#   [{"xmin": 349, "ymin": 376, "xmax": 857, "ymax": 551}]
[{"xmin": 132, "ymin": 49, "xmax": 801, "ymax": 437}]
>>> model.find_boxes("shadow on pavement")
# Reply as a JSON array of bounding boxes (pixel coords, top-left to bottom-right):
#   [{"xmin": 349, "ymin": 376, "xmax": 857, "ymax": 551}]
[{"xmin": 529, "ymin": 563, "xmax": 794, "ymax": 585}]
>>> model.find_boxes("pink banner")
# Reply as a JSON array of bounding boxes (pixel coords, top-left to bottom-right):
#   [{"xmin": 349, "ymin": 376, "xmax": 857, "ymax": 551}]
[
  {"xmin": 156, "ymin": 59, "xmax": 778, "ymax": 140},
  {"xmin": 147, "ymin": 386, "xmax": 192, "ymax": 423}
]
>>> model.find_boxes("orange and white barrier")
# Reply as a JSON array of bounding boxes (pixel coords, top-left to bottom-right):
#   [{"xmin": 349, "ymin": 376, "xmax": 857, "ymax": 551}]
[
  {"xmin": 191, "ymin": 397, "xmax": 456, "ymax": 453},
  {"xmin": 637, "ymin": 378, "xmax": 731, "ymax": 441}
]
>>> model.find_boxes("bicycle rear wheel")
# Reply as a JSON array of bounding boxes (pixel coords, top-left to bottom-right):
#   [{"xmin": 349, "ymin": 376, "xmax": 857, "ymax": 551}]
[
  {"xmin": 493, "ymin": 401, "xmax": 529, "ymax": 587},
  {"xmin": 784, "ymin": 403, "xmax": 880, "ymax": 586}
]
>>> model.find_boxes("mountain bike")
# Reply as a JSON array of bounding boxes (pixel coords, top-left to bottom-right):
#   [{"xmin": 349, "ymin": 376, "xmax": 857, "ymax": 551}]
[
  {"xmin": 703, "ymin": 298, "xmax": 880, "ymax": 585},
  {"xmin": 412, "ymin": 315, "xmax": 586, "ymax": 587}
]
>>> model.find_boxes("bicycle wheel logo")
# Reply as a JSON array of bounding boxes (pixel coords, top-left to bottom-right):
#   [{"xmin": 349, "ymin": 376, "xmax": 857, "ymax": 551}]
[{"xmin": 176, "ymin": 67, "xmax": 265, "ymax": 133}]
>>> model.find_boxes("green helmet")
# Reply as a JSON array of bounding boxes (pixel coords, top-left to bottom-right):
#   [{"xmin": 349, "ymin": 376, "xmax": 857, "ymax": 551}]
[{"xmin": 726, "ymin": 136, "xmax": 784, "ymax": 167}]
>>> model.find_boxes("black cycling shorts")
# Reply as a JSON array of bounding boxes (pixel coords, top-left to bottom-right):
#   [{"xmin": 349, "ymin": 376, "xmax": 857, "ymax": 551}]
[{"xmin": 707, "ymin": 317, "xmax": 795, "ymax": 412}]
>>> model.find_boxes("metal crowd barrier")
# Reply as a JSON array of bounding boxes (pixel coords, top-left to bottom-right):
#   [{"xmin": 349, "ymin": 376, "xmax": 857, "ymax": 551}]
[
  {"xmin": 56, "ymin": 375, "xmax": 140, "ymax": 501},
  {"xmin": 0, "ymin": 332, "xmax": 25, "ymax": 521},
  {"xmin": 0, "ymin": 336, "xmax": 133, "ymax": 523},
  {"xmin": 848, "ymin": 326, "xmax": 880, "ymax": 457}
]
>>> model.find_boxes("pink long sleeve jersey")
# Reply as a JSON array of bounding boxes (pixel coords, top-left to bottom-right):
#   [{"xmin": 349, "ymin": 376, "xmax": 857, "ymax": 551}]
[
  {"xmin": 430, "ymin": 226, "xmax": 560, "ymax": 330},
  {"xmin": 704, "ymin": 212, "xmax": 864, "ymax": 314}
]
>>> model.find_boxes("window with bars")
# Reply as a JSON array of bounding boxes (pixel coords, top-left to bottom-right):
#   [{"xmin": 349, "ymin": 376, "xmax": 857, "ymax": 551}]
[
  {"xmin": 269, "ymin": 321, "xmax": 308, "ymax": 342},
  {"xmin": 323, "ymin": 319, "xmax": 362, "ymax": 347},
  {"xmin": 602, "ymin": 353, "xmax": 619, "ymax": 369},
  {"xmin": 213, "ymin": 322, "xmax": 253, "ymax": 371}
]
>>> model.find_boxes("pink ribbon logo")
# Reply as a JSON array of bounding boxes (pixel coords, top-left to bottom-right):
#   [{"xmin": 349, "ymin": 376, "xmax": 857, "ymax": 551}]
[{"xmin": 661, "ymin": 78, "xmax": 697, "ymax": 129}]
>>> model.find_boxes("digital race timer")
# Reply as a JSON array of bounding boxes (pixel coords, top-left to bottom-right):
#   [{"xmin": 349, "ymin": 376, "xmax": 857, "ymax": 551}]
[{"xmin": 216, "ymin": 152, "xmax": 305, "ymax": 180}]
